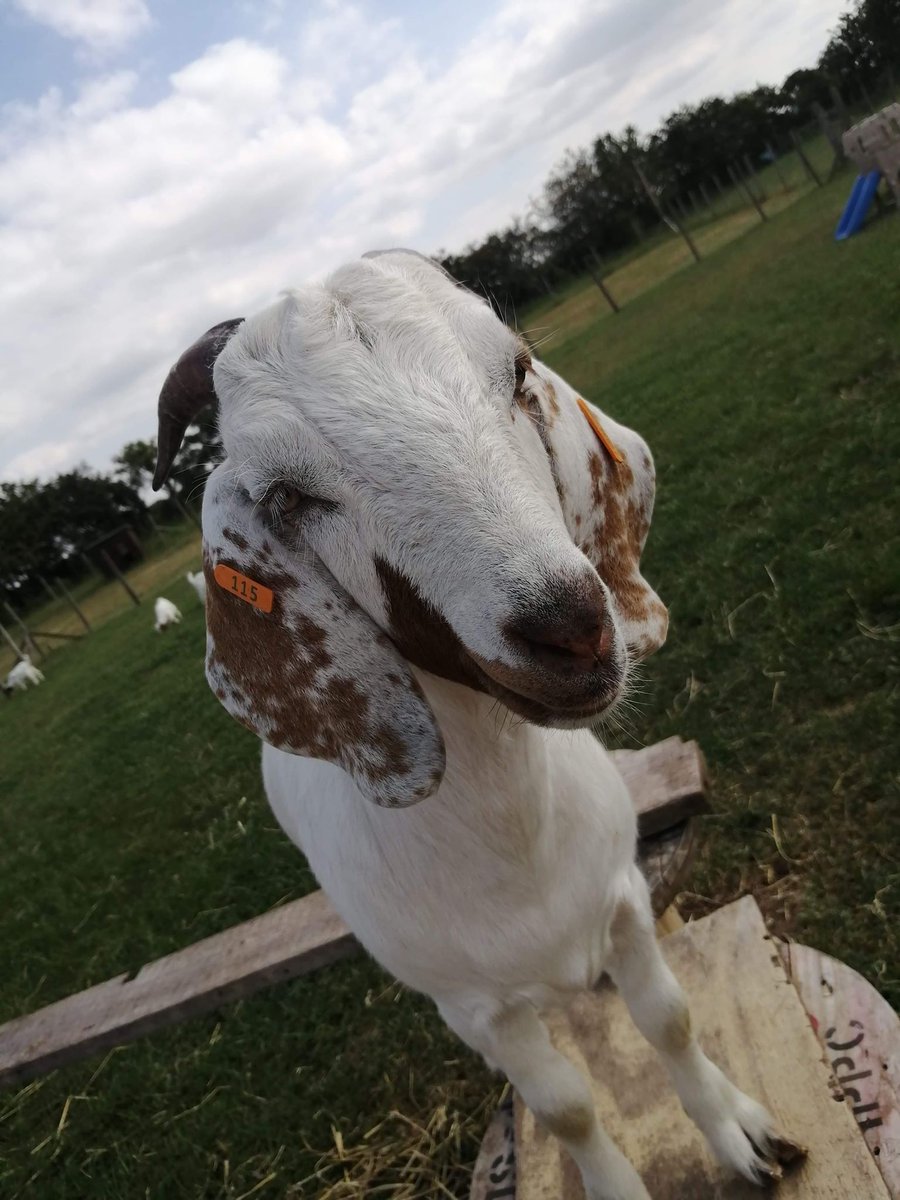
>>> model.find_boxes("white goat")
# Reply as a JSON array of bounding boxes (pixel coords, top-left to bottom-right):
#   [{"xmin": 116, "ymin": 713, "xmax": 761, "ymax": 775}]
[
  {"xmin": 3, "ymin": 655, "xmax": 45, "ymax": 692},
  {"xmin": 153, "ymin": 596, "xmax": 182, "ymax": 632},
  {"xmin": 153, "ymin": 250, "xmax": 796, "ymax": 1198},
  {"xmin": 186, "ymin": 570, "xmax": 207, "ymax": 605}
]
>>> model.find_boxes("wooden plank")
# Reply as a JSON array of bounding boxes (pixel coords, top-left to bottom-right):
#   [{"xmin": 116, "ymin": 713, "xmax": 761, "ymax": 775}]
[
  {"xmin": 610, "ymin": 737, "xmax": 709, "ymax": 836},
  {"xmin": 0, "ymin": 890, "xmax": 355, "ymax": 1089},
  {"xmin": 516, "ymin": 896, "xmax": 890, "ymax": 1198},
  {"xmin": 0, "ymin": 737, "xmax": 703, "ymax": 1089},
  {"xmin": 782, "ymin": 943, "xmax": 900, "ymax": 1197},
  {"xmin": 470, "ymin": 1092, "xmax": 517, "ymax": 1200}
]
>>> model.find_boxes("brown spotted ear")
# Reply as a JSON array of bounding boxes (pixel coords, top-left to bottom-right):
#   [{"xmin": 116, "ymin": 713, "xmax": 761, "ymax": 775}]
[
  {"xmin": 523, "ymin": 363, "xmax": 668, "ymax": 659},
  {"xmin": 574, "ymin": 403, "xmax": 668, "ymax": 659},
  {"xmin": 201, "ymin": 464, "xmax": 446, "ymax": 807}
]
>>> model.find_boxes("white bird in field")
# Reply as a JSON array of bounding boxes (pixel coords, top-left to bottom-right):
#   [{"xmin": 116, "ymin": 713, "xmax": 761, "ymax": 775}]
[
  {"xmin": 154, "ymin": 596, "xmax": 182, "ymax": 632},
  {"xmin": 185, "ymin": 570, "xmax": 207, "ymax": 605}
]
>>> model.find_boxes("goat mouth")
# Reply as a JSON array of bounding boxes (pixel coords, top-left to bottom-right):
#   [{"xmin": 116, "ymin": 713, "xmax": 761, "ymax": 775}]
[{"xmin": 471, "ymin": 661, "xmax": 623, "ymax": 728}]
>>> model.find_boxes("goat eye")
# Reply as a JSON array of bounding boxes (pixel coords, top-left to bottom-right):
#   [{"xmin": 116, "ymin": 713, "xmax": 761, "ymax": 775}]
[
  {"xmin": 514, "ymin": 356, "xmax": 527, "ymax": 392},
  {"xmin": 279, "ymin": 487, "xmax": 306, "ymax": 515}
]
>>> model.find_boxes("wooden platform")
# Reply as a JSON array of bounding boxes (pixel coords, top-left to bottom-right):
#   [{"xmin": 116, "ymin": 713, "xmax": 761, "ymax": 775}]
[
  {"xmin": 0, "ymin": 738, "xmax": 707, "ymax": 1090},
  {"xmin": 472, "ymin": 896, "xmax": 899, "ymax": 1199}
]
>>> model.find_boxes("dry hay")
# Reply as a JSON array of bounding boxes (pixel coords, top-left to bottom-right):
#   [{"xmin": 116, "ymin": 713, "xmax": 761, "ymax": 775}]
[{"xmin": 293, "ymin": 1079, "xmax": 508, "ymax": 1199}]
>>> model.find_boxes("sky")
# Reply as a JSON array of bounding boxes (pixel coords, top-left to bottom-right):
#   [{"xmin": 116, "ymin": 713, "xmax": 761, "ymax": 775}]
[{"xmin": 0, "ymin": 0, "xmax": 850, "ymax": 483}]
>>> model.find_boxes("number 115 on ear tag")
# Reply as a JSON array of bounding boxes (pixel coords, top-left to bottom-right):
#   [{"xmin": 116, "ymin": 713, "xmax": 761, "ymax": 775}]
[{"xmin": 213, "ymin": 564, "xmax": 274, "ymax": 613}]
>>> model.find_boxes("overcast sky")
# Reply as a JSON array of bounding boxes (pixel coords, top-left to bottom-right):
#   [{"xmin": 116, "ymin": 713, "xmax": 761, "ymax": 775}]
[{"xmin": 0, "ymin": 0, "xmax": 850, "ymax": 483}]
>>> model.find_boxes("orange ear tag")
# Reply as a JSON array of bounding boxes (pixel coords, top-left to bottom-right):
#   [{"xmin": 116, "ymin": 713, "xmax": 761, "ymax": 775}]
[
  {"xmin": 213, "ymin": 563, "xmax": 274, "ymax": 613},
  {"xmin": 577, "ymin": 397, "xmax": 625, "ymax": 464}
]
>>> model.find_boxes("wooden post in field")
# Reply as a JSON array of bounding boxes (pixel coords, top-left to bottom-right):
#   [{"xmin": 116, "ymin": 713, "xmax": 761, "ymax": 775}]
[
  {"xmin": 3, "ymin": 602, "xmax": 43, "ymax": 661},
  {"xmin": 742, "ymin": 154, "xmax": 767, "ymax": 201},
  {"xmin": 767, "ymin": 142, "xmax": 790, "ymax": 191},
  {"xmin": 36, "ymin": 575, "xmax": 60, "ymax": 607},
  {"xmin": 712, "ymin": 171, "xmax": 726, "ymax": 199},
  {"xmin": 790, "ymin": 131, "xmax": 823, "ymax": 186},
  {"xmin": 699, "ymin": 180, "xmax": 713, "ymax": 213},
  {"xmin": 168, "ymin": 486, "xmax": 201, "ymax": 531},
  {"xmin": 99, "ymin": 550, "xmax": 140, "ymax": 607},
  {"xmin": 728, "ymin": 163, "xmax": 767, "ymax": 221},
  {"xmin": 53, "ymin": 577, "xmax": 91, "ymax": 632},
  {"xmin": 80, "ymin": 552, "xmax": 101, "ymax": 581},
  {"xmin": 633, "ymin": 161, "xmax": 701, "ymax": 263},
  {"xmin": 587, "ymin": 250, "xmax": 619, "ymax": 314},
  {"xmin": 0, "ymin": 621, "xmax": 24, "ymax": 662}
]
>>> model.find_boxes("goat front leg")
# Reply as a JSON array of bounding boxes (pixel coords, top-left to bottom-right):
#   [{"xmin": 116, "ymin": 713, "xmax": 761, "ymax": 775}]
[
  {"xmin": 605, "ymin": 867, "xmax": 804, "ymax": 1185},
  {"xmin": 440, "ymin": 1000, "xmax": 651, "ymax": 1200}
]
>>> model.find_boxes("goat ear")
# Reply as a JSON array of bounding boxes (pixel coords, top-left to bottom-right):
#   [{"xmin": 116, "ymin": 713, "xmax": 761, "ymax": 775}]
[
  {"xmin": 525, "ymin": 362, "xmax": 668, "ymax": 659},
  {"xmin": 201, "ymin": 464, "xmax": 446, "ymax": 807},
  {"xmin": 574, "ymin": 404, "xmax": 668, "ymax": 658}
]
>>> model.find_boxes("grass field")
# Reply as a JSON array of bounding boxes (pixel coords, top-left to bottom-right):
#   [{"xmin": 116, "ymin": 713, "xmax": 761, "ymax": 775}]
[{"xmin": 1, "ymin": 172, "xmax": 898, "ymax": 1198}]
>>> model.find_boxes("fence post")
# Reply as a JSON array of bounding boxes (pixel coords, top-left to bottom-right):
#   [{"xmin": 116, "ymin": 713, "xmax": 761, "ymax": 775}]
[
  {"xmin": 168, "ymin": 487, "xmax": 201, "ymax": 531},
  {"xmin": 742, "ymin": 154, "xmax": 767, "ymax": 202},
  {"xmin": 0, "ymin": 621, "xmax": 25, "ymax": 662},
  {"xmin": 633, "ymin": 161, "xmax": 701, "ymax": 263},
  {"xmin": 99, "ymin": 550, "xmax": 141, "ymax": 607},
  {"xmin": 699, "ymin": 180, "xmax": 713, "ymax": 213},
  {"xmin": 2, "ymin": 601, "xmax": 43, "ymax": 660},
  {"xmin": 767, "ymin": 142, "xmax": 790, "ymax": 192},
  {"xmin": 790, "ymin": 131, "xmax": 823, "ymax": 186},
  {"xmin": 729, "ymin": 162, "xmax": 767, "ymax": 222},
  {"xmin": 588, "ymin": 250, "xmax": 620, "ymax": 314},
  {"xmin": 53, "ymin": 577, "xmax": 92, "ymax": 632}
]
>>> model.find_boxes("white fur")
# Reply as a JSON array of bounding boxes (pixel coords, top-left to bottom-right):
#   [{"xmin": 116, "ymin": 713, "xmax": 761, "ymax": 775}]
[
  {"xmin": 203, "ymin": 250, "xmax": 785, "ymax": 1197},
  {"xmin": 3, "ymin": 655, "xmax": 44, "ymax": 691},
  {"xmin": 153, "ymin": 596, "xmax": 182, "ymax": 632},
  {"xmin": 185, "ymin": 570, "xmax": 207, "ymax": 604}
]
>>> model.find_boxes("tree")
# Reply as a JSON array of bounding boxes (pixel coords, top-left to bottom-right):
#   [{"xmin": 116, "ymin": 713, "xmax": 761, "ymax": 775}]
[
  {"xmin": 0, "ymin": 469, "xmax": 146, "ymax": 607},
  {"xmin": 113, "ymin": 439, "xmax": 157, "ymax": 493}
]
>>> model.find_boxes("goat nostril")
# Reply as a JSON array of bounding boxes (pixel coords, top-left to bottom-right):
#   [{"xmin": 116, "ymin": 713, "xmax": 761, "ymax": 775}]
[
  {"xmin": 506, "ymin": 576, "xmax": 613, "ymax": 671},
  {"xmin": 526, "ymin": 622, "xmax": 611, "ymax": 666}
]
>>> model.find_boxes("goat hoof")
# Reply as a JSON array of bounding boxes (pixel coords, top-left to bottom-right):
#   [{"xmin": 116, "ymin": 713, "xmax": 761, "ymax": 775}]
[{"xmin": 750, "ymin": 1131, "xmax": 807, "ymax": 1188}]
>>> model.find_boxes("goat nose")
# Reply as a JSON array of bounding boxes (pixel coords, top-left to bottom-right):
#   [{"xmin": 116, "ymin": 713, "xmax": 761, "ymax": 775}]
[{"xmin": 507, "ymin": 578, "xmax": 613, "ymax": 670}]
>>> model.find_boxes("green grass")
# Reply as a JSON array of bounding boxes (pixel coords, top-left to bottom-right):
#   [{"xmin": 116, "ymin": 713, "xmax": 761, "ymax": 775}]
[{"xmin": 1, "ymin": 176, "xmax": 899, "ymax": 1198}]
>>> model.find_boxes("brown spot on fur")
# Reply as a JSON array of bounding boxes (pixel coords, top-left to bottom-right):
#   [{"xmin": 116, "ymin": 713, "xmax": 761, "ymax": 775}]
[
  {"xmin": 515, "ymin": 388, "xmax": 565, "ymax": 505},
  {"xmin": 535, "ymin": 1102, "xmax": 595, "ymax": 1144},
  {"xmin": 204, "ymin": 547, "xmax": 427, "ymax": 800},
  {"xmin": 222, "ymin": 527, "xmax": 249, "ymax": 552},
  {"xmin": 582, "ymin": 448, "xmax": 661, "ymax": 629},
  {"xmin": 542, "ymin": 378, "xmax": 560, "ymax": 418},
  {"xmin": 375, "ymin": 558, "xmax": 480, "ymax": 688},
  {"xmin": 663, "ymin": 1005, "xmax": 692, "ymax": 1053}
]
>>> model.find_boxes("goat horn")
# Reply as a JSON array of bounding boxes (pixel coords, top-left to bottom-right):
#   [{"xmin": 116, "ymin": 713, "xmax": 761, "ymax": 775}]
[{"xmin": 152, "ymin": 318, "xmax": 244, "ymax": 491}]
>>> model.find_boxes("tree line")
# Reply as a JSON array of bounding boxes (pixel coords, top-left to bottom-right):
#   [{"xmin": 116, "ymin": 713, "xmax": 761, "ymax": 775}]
[
  {"xmin": 439, "ymin": 0, "xmax": 899, "ymax": 312},
  {"xmin": 0, "ymin": 411, "xmax": 218, "ymax": 609}
]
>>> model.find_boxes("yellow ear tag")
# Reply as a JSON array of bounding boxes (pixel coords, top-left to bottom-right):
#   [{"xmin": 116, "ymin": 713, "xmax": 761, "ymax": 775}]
[
  {"xmin": 577, "ymin": 397, "xmax": 625, "ymax": 464},
  {"xmin": 214, "ymin": 564, "xmax": 274, "ymax": 613}
]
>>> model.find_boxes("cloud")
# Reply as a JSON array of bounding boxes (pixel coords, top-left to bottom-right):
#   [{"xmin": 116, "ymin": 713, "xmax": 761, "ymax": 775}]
[
  {"xmin": 0, "ymin": 0, "xmax": 849, "ymax": 481},
  {"xmin": 11, "ymin": 0, "xmax": 151, "ymax": 52}
]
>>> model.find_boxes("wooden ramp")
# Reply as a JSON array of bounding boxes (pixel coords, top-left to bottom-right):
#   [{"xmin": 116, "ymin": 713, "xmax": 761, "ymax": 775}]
[
  {"xmin": 475, "ymin": 897, "xmax": 898, "ymax": 1199},
  {"xmin": 0, "ymin": 738, "xmax": 707, "ymax": 1090}
]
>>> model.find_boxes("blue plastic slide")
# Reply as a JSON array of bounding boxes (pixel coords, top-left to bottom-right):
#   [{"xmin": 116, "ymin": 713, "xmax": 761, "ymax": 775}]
[{"xmin": 835, "ymin": 171, "xmax": 882, "ymax": 241}]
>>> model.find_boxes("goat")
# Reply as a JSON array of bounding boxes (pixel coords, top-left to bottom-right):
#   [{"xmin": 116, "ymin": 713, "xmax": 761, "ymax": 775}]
[
  {"xmin": 186, "ymin": 570, "xmax": 207, "ymax": 605},
  {"xmin": 3, "ymin": 655, "xmax": 44, "ymax": 693},
  {"xmin": 153, "ymin": 250, "xmax": 797, "ymax": 1198},
  {"xmin": 153, "ymin": 596, "xmax": 182, "ymax": 632}
]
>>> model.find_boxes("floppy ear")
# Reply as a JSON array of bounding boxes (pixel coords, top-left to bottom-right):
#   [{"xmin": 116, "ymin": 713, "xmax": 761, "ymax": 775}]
[
  {"xmin": 201, "ymin": 464, "xmax": 446, "ymax": 807},
  {"xmin": 520, "ymin": 356, "xmax": 668, "ymax": 659}
]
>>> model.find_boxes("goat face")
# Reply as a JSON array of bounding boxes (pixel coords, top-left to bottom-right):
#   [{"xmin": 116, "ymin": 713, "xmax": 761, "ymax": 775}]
[{"xmin": 154, "ymin": 250, "xmax": 666, "ymax": 806}]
